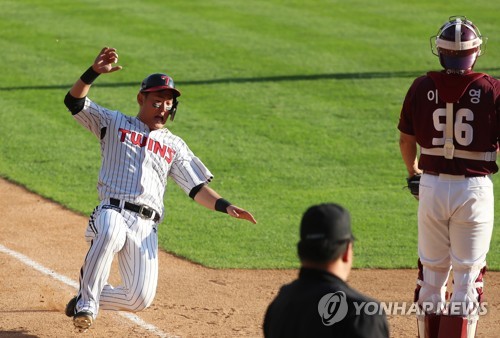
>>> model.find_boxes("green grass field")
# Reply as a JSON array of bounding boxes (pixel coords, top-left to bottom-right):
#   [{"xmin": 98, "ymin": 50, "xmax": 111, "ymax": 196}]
[{"xmin": 1, "ymin": 0, "xmax": 499, "ymax": 269}]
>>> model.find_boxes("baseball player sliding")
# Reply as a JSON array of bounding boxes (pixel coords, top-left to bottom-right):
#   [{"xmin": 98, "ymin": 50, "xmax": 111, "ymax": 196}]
[
  {"xmin": 398, "ymin": 16, "xmax": 499, "ymax": 338},
  {"xmin": 63, "ymin": 47, "xmax": 257, "ymax": 331}
]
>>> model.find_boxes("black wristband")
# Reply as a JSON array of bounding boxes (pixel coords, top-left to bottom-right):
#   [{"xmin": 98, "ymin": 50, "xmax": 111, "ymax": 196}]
[
  {"xmin": 215, "ymin": 198, "xmax": 231, "ymax": 213},
  {"xmin": 80, "ymin": 66, "xmax": 100, "ymax": 85}
]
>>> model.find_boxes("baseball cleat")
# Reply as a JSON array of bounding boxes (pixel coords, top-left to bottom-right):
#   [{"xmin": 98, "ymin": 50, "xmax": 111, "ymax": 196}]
[
  {"xmin": 73, "ymin": 311, "xmax": 94, "ymax": 331},
  {"xmin": 65, "ymin": 296, "xmax": 77, "ymax": 317}
]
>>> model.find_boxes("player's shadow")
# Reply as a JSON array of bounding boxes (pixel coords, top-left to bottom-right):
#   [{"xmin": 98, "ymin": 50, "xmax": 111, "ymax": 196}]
[
  {"xmin": 0, "ymin": 330, "xmax": 38, "ymax": 337},
  {"xmin": 0, "ymin": 68, "xmax": 499, "ymax": 91}
]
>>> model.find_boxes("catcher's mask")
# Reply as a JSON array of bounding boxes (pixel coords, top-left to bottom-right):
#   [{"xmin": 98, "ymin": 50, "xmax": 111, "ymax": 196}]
[
  {"xmin": 430, "ymin": 16, "xmax": 486, "ymax": 73},
  {"xmin": 140, "ymin": 73, "xmax": 181, "ymax": 121}
]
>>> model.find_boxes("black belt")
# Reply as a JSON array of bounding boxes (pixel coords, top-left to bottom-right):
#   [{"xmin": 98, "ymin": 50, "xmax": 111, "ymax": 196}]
[
  {"xmin": 110, "ymin": 198, "xmax": 160, "ymax": 222},
  {"xmin": 424, "ymin": 171, "xmax": 439, "ymax": 176}
]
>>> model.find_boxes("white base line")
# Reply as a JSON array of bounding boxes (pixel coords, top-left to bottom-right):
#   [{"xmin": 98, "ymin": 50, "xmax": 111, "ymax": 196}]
[{"xmin": 0, "ymin": 243, "xmax": 178, "ymax": 338}]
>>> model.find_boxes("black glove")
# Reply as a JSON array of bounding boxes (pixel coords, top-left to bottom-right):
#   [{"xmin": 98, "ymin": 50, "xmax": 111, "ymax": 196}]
[{"xmin": 406, "ymin": 174, "xmax": 421, "ymax": 200}]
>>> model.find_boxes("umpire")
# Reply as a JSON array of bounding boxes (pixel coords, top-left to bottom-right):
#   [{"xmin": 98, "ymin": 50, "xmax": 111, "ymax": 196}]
[{"xmin": 263, "ymin": 203, "xmax": 389, "ymax": 338}]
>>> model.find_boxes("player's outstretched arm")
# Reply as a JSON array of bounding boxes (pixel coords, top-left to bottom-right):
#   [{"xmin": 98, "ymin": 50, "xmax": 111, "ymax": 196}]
[
  {"xmin": 193, "ymin": 185, "xmax": 257, "ymax": 224},
  {"xmin": 69, "ymin": 47, "xmax": 122, "ymax": 99}
]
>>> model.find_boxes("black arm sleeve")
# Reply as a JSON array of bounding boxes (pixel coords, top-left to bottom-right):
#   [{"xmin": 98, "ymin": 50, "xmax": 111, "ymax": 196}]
[
  {"xmin": 64, "ymin": 91, "xmax": 86, "ymax": 115},
  {"xmin": 189, "ymin": 183, "xmax": 206, "ymax": 199}
]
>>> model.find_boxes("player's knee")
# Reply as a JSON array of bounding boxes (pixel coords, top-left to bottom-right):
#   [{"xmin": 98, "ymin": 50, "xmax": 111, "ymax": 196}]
[
  {"xmin": 415, "ymin": 261, "xmax": 450, "ymax": 314},
  {"xmin": 132, "ymin": 293, "xmax": 155, "ymax": 312},
  {"xmin": 449, "ymin": 265, "xmax": 486, "ymax": 315},
  {"xmin": 134, "ymin": 302, "xmax": 151, "ymax": 312}
]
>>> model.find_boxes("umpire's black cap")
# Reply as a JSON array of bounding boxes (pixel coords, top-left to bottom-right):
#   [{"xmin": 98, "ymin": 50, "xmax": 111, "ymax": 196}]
[
  {"xmin": 140, "ymin": 73, "xmax": 181, "ymax": 97},
  {"xmin": 297, "ymin": 203, "xmax": 355, "ymax": 262}
]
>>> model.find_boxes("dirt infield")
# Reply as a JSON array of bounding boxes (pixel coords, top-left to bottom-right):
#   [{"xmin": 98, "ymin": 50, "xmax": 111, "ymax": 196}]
[{"xmin": 0, "ymin": 178, "xmax": 499, "ymax": 337}]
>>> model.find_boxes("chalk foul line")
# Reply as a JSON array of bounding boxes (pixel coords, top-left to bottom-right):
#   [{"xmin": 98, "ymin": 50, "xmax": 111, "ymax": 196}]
[{"xmin": 0, "ymin": 243, "xmax": 178, "ymax": 338}]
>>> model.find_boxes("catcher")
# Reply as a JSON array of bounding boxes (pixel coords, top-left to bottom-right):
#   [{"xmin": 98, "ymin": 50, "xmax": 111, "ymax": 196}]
[{"xmin": 398, "ymin": 16, "xmax": 499, "ymax": 338}]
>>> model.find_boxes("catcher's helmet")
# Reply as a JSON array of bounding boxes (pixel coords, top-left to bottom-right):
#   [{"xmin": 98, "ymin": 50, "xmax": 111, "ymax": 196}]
[{"xmin": 430, "ymin": 16, "xmax": 486, "ymax": 73}]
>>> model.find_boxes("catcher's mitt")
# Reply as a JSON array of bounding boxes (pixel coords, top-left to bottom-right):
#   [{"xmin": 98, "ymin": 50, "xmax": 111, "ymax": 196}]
[{"xmin": 406, "ymin": 174, "xmax": 421, "ymax": 200}]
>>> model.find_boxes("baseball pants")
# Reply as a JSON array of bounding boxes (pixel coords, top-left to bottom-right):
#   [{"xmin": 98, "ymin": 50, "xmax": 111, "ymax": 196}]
[{"xmin": 75, "ymin": 200, "xmax": 159, "ymax": 317}]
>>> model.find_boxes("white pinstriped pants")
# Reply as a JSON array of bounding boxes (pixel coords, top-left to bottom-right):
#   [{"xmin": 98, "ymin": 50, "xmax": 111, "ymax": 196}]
[{"xmin": 76, "ymin": 200, "xmax": 159, "ymax": 317}]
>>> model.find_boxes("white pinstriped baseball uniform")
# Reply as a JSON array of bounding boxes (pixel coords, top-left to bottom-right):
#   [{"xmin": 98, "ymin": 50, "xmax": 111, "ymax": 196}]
[{"xmin": 72, "ymin": 97, "xmax": 213, "ymax": 316}]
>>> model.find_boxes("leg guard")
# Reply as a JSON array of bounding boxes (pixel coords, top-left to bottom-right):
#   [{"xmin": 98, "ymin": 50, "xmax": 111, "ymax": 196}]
[
  {"xmin": 438, "ymin": 315, "xmax": 467, "ymax": 338},
  {"xmin": 415, "ymin": 260, "xmax": 451, "ymax": 338},
  {"xmin": 450, "ymin": 264, "xmax": 486, "ymax": 316},
  {"xmin": 439, "ymin": 264, "xmax": 486, "ymax": 338},
  {"xmin": 417, "ymin": 314, "xmax": 441, "ymax": 338},
  {"xmin": 437, "ymin": 314, "xmax": 479, "ymax": 338},
  {"xmin": 415, "ymin": 260, "xmax": 450, "ymax": 314}
]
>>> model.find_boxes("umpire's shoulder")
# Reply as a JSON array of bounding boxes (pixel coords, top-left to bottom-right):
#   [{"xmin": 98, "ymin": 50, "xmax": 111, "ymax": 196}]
[{"xmin": 344, "ymin": 284, "xmax": 382, "ymax": 306}]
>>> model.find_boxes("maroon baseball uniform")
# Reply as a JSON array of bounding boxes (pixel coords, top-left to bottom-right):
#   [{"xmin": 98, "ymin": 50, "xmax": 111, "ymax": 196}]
[
  {"xmin": 398, "ymin": 16, "xmax": 499, "ymax": 338},
  {"xmin": 398, "ymin": 71, "xmax": 500, "ymax": 176}
]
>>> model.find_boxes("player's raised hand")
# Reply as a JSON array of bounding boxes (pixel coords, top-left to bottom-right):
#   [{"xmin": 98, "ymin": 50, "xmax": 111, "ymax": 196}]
[
  {"xmin": 227, "ymin": 205, "xmax": 257, "ymax": 224},
  {"xmin": 92, "ymin": 47, "xmax": 122, "ymax": 74}
]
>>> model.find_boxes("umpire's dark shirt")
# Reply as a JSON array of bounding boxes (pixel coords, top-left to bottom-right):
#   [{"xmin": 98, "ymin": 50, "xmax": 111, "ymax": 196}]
[{"xmin": 263, "ymin": 268, "xmax": 390, "ymax": 338}]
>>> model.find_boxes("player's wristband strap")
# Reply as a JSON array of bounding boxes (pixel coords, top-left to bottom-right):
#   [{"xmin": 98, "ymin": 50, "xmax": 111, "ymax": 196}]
[
  {"xmin": 215, "ymin": 198, "xmax": 231, "ymax": 213},
  {"xmin": 80, "ymin": 66, "xmax": 100, "ymax": 85}
]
